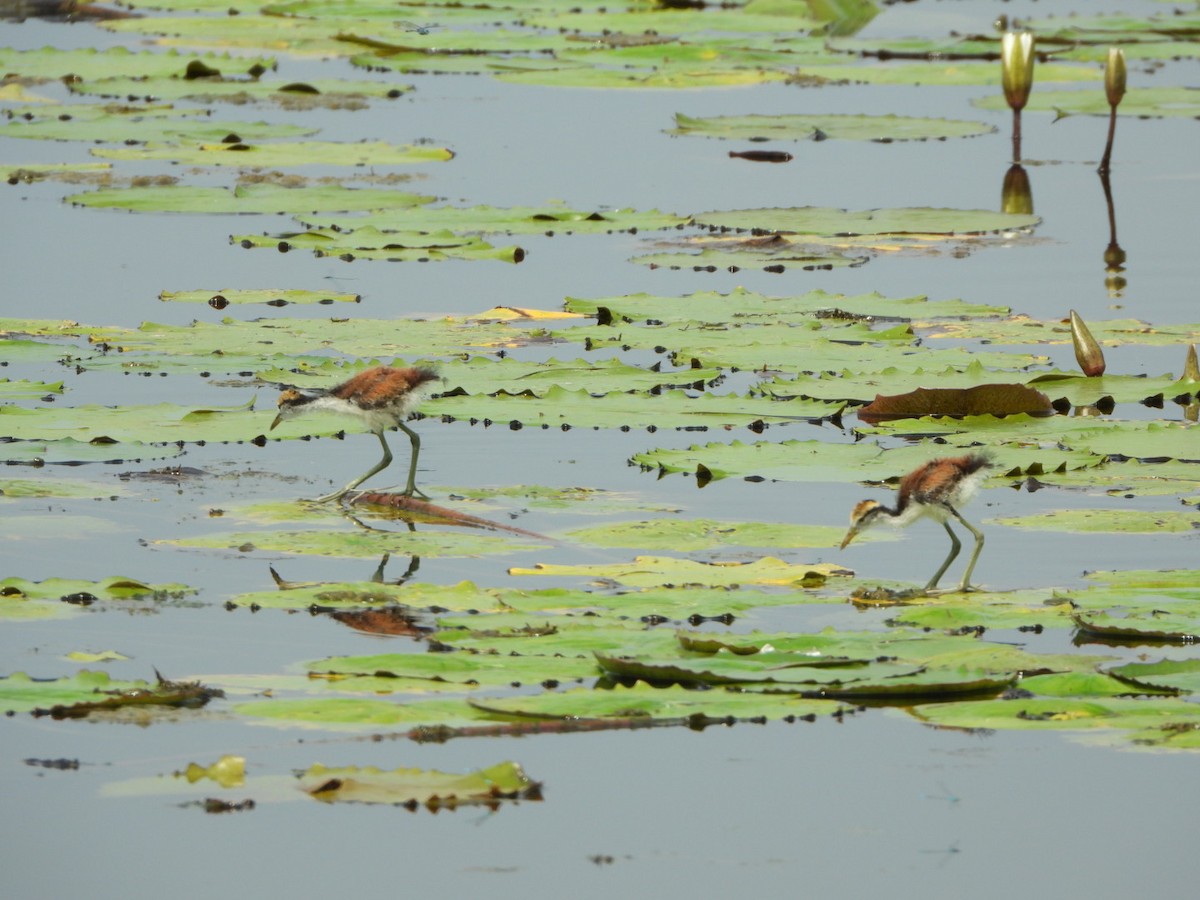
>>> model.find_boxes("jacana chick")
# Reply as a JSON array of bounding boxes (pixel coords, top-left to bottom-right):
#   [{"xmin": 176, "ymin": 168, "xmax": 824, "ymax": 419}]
[
  {"xmin": 840, "ymin": 452, "xmax": 993, "ymax": 593},
  {"xmin": 271, "ymin": 365, "xmax": 439, "ymax": 503}
]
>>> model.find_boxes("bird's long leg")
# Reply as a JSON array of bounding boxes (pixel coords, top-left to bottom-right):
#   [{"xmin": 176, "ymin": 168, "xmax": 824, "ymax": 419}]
[
  {"xmin": 396, "ymin": 422, "xmax": 429, "ymax": 499},
  {"xmin": 949, "ymin": 507, "xmax": 986, "ymax": 593},
  {"xmin": 312, "ymin": 429, "xmax": 393, "ymax": 503},
  {"xmin": 924, "ymin": 520, "xmax": 962, "ymax": 593}
]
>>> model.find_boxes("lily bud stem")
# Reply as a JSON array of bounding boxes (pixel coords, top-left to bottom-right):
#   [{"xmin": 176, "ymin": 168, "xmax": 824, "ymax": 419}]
[{"xmin": 1098, "ymin": 105, "xmax": 1118, "ymax": 175}]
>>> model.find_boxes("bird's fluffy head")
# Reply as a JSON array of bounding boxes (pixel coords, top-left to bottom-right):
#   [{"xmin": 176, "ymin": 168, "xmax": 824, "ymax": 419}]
[
  {"xmin": 270, "ymin": 388, "xmax": 310, "ymax": 430},
  {"xmin": 839, "ymin": 499, "xmax": 884, "ymax": 549}
]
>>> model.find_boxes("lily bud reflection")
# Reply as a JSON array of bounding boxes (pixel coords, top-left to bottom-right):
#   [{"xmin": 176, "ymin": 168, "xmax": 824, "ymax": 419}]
[{"xmin": 1001, "ymin": 164, "xmax": 1033, "ymax": 215}]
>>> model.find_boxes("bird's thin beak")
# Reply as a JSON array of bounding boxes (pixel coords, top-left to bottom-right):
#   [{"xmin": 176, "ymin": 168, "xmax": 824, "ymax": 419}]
[
  {"xmin": 839, "ymin": 528, "xmax": 858, "ymax": 551},
  {"xmin": 269, "ymin": 413, "xmax": 283, "ymax": 431}
]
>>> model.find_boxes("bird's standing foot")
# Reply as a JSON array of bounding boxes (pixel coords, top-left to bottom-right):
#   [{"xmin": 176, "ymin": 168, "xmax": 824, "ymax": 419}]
[{"xmin": 308, "ymin": 488, "xmax": 349, "ymax": 504}]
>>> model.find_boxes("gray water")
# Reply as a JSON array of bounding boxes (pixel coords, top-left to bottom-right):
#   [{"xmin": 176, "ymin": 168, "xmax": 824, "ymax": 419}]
[{"xmin": 2, "ymin": 1, "xmax": 1198, "ymax": 897}]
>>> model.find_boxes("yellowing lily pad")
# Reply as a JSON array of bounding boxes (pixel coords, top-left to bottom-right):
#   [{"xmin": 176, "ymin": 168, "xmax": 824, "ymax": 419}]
[{"xmin": 509, "ymin": 556, "xmax": 847, "ymax": 588}]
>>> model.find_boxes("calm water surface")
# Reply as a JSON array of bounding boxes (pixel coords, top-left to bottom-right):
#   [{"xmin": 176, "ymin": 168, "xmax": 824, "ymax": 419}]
[{"xmin": 2, "ymin": 1, "xmax": 1197, "ymax": 897}]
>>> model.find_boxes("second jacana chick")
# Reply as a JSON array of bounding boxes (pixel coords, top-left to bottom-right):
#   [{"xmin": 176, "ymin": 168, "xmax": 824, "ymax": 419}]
[
  {"xmin": 271, "ymin": 365, "xmax": 439, "ymax": 503},
  {"xmin": 840, "ymin": 452, "xmax": 994, "ymax": 593}
]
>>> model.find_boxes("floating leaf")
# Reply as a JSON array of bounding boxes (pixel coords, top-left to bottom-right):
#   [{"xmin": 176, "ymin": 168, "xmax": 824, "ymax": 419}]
[
  {"xmin": 857, "ymin": 384, "xmax": 1054, "ymax": 423},
  {"xmin": 993, "ymin": 509, "xmax": 1200, "ymax": 534},
  {"xmin": 565, "ymin": 519, "xmax": 842, "ymax": 551},
  {"xmin": 163, "ymin": 527, "xmax": 547, "ymax": 560},
  {"xmin": 690, "ymin": 206, "xmax": 1040, "ymax": 236},
  {"xmin": 509, "ymin": 556, "xmax": 846, "ymax": 588},
  {"xmin": 70, "ymin": 183, "xmax": 435, "ymax": 214},
  {"xmin": 671, "ymin": 112, "xmax": 994, "ymax": 143},
  {"xmin": 159, "ymin": 288, "xmax": 360, "ymax": 306},
  {"xmin": 299, "ymin": 760, "xmax": 540, "ymax": 808},
  {"xmin": 92, "ymin": 141, "xmax": 453, "ymax": 167},
  {"xmin": 470, "ymin": 682, "xmax": 838, "ymax": 721}
]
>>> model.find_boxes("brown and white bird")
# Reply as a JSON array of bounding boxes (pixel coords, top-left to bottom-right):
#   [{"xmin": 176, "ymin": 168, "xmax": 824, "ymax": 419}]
[
  {"xmin": 270, "ymin": 365, "xmax": 439, "ymax": 503},
  {"xmin": 840, "ymin": 452, "xmax": 994, "ymax": 593}
]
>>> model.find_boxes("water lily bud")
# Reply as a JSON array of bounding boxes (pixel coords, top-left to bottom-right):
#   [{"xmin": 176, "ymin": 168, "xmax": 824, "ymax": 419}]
[
  {"xmin": 1001, "ymin": 32, "xmax": 1035, "ymax": 112},
  {"xmin": 1069, "ymin": 310, "xmax": 1106, "ymax": 377},
  {"xmin": 1105, "ymin": 47, "xmax": 1127, "ymax": 108},
  {"xmin": 1183, "ymin": 344, "xmax": 1200, "ymax": 384}
]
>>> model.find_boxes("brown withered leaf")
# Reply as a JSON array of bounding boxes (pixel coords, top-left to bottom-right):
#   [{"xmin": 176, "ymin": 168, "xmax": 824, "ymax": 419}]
[{"xmin": 857, "ymin": 383, "xmax": 1054, "ymax": 423}]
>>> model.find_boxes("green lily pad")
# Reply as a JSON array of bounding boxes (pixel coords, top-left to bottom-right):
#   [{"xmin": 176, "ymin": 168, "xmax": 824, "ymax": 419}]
[
  {"xmin": 0, "ymin": 669, "xmax": 220, "ymax": 716},
  {"xmin": 671, "ymin": 112, "xmax": 995, "ymax": 143},
  {"xmin": 233, "ymin": 696, "xmax": 489, "ymax": 730},
  {"xmin": 0, "ymin": 398, "xmax": 260, "ymax": 443},
  {"xmin": 632, "ymin": 240, "xmax": 866, "ymax": 272},
  {"xmin": 1105, "ymin": 659, "xmax": 1200, "ymax": 694},
  {"xmin": 0, "ymin": 379, "xmax": 64, "ymax": 397},
  {"xmin": 301, "ymin": 204, "xmax": 688, "ymax": 236},
  {"xmin": 565, "ymin": 518, "xmax": 843, "ymax": 551},
  {"xmin": 631, "ymin": 439, "xmax": 1099, "ymax": 484},
  {"xmin": 471, "ymin": 682, "xmax": 839, "ymax": 721},
  {"xmin": 163, "ymin": 527, "xmax": 547, "ymax": 560},
  {"xmin": 1, "ymin": 102, "xmax": 312, "ymax": 144},
  {"xmin": 691, "ymin": 206, "xmax": 1040, "ymax": 236},
  {"xmin": 910, "ymin": 696, "xmax": 1200, "ymax": 738},
  {"xmin": 298, "ymin": 760, "xmax": 539, "ymax": 806},
  {"xmin": 509, "ymin": 556, "xmax": 846, "ymax": 588},
  {"xmin": 92, "ymin": 140, "xmax": 454, "ymax": 167},
  {"xmin": 304, "ymin": 650, "xmax": 596, "ymax": 686},
  {"xmin": 70, "ymin": 183, "xmax": 435, "ymax": 214},
  {"xmin": 0, "ymin": 46, "xmax": 274, "ymax": 82},
  {"xmin": 564, "ymin": 287, "xmax": 1009, "ymax": 324},
  {"xmin": 0, "ymin": 438, "xmax": 184, "ymax": 465},
  {"xmin": 70, "ymin": 76, "xmax": 410, "ymax": 106},
  {"xmin": 975, "ymin": 87, "xmax": 1200, "ymax": 119},
  {"xmin": 0, "ymin": 477, "xmax": 121, "ymax": 499},
  {"xmin": 235, "ymin": 227, "xmax": 522, "ymax": 263},
  {"xmin": 159, "ymin": 288, "xmax": 361, "ymax": 306},
  {"xmin": 562, "ymin": 317, "xmax": 1044, "ymax": 373},
  {"xmin": 226, "ymin": 579, "xmax": 497, "ymax": 612},
  {"xmin": 430, "ymin": 385, "xmax": 843, "ymax": 430},
  {"xmin": 992, "ymin": 509, "xmax": 1200, "ymax": 534},
  {"xmin": 489, "ymin": 585, "xmax": 844, "ymax": 618}
]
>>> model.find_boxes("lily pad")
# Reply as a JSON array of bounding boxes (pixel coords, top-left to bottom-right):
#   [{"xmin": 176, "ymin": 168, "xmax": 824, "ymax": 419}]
[
  {"xmin": 299, "ymin": 760, "xmax": 540, "ymax": 807},
  {"xmin": 163, "ymin": 527, "xmax": 547, "ymax": 560},
  {"xmin": 690, "ymin": 206, "xmax": 1040, "ymax": 236},
  {"xmin": 70, "ymin": 183, "xmax": 435, "ymax": 214},
  {"xmin": 509, "ymin": 556, "xmax": 847, "ymax": 588},
  {"xmin": 470, "ymin": 681, "xmax": 839, "ymax": 721},
  {"xmin": 564, "ymin": 518, "xmax": 843, "ymax": 551},
  {"xmin": 92, "ymin": 140, "xmax": 454, "ymax": 167},
  {"xmin": 159, "ymin": 288, "xmax": 361, "ymax": 306},
  {"xmin": 992, "ymin": 509, "xmax": 1200, "ymax": 535},
  {"xmin": 671, "ymin": 112, "xmax": 995, "ymax": 143}
]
